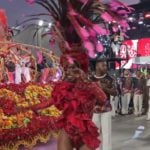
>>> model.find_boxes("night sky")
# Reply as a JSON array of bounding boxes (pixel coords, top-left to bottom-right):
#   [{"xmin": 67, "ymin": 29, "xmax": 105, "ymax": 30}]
[{"xmin": 0, "ymin": 0, "xmax": 140, "ymax": 26}]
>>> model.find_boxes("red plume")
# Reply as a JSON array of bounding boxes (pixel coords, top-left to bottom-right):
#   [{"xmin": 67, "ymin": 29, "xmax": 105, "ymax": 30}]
[
  {"xmin": 0, "ymin": 9, "xmax": 8, "ymax": 27},
  {"xmin": 60, "ymin": 51, "xmax": 89, "ymax": 73}
]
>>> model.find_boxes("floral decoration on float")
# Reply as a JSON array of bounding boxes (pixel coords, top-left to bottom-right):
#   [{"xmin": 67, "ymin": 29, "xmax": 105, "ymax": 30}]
[{"xmin": 0, "ymin": 82, "xmax": 61, "ymax": 150}]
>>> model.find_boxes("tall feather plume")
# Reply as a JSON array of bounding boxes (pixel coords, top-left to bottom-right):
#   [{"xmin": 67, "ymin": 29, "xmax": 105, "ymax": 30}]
[{"xmin": 26, "ymin": 0, "xmax": 133, "ymax": 58}]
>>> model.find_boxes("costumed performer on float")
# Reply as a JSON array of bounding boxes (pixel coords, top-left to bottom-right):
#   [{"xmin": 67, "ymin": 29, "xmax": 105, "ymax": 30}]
[
  {"xmin": 4, "ymin": 52, "xmax": 16, "ymax": 84},
  {"xmin": 0, "ymin": 9, "xmax": 13, "ymax": 83},
  {"xmin": 0, "ymin": 9, "xmax": 32, "ymax": 84},
  {"xmin": 13, "ymin": 47, "xmax": 32, "ymax": 84}
]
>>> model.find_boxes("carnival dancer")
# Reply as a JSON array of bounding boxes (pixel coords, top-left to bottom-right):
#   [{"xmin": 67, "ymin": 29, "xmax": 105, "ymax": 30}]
[
  {"xmin": 4, "ymin": 53, "xmax": 15, "ymax": 84},
  {"xmin": 40, "ymin": 56, "xmax": 52, "ymax": 83},
  {"xmin": 15, "ymin": 57, "xmax": 22, "ymax": 84},
  {"xmin": 133, "ymin": 70, "xmax": 144, "ymax": 116},
  {"xmin": 121, "ymin": 70, "xmax": 133, "ymax": 115},
  {"xmin": 32, "ymin": 50, "xmax": 107, "ymax": 150},
  {"xmin": 14, "ymin": 49, "xmax": 31, "ymax": 84},
  {"xmin": 59, "ymin": 51, "xmax": 107, "ymax": 150},
  {"xmin": 50, "ymin": 65, "xmax": 63, "ymax": 82},
  {"xmin": 37, "ymin": 52, "xmax": 52, "ymax": 83},
  {"xmin": 92, "ymin": 57, "xmax": 117, "ymax": 150},
  {"xmin": 146, "ymin": 73, "xmax": 150, "ymax": 120},
  {"xmin": 21, "ymin": 54, "xmax": 32, "ymax": 83}
]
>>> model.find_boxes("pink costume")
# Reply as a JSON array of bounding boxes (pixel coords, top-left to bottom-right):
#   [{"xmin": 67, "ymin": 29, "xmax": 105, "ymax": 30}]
[
  {"xmin": 41, "ymin": 68, "xmax": 49, "ymax": 84},
  {"xmin": 7, "ymin": 72, "xmax": 14, "ymax": 84}
]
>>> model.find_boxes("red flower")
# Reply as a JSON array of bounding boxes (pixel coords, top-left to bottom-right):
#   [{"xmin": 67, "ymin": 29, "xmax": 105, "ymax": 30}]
[{"xmin": 0, "ymin": 98, "xmax": 16, "ymax": 115}]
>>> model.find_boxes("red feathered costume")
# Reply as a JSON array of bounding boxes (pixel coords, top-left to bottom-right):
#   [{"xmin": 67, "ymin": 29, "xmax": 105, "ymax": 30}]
[
  {"xmin": 60, "ymin": 50, "xmax": 89, "ymax": 73},
  {"xmin": 52, "ymin": 80, "xmax": 106, "ymax": 149},
  {"xmin": 32, "ymin": 51, "xmax": 106, "ymax": 149}
]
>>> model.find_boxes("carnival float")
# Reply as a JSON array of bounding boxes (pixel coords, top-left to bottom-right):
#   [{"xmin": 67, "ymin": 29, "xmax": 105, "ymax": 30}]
[{"xmin": 0, "ymin": 8, "xmax": 62, "ymax": 150}]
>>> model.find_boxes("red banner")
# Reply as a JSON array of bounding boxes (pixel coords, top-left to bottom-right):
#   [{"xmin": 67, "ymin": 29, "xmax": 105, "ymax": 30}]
[
  {"xmin": 114, "ymin": 38, "xmax": 150, "ymax": 69},
  {"xmin": 115, "ymin": 40, "xmax": 138, "ymax": 69},
  {"xmin": 138, "ymin": 38, "xmax": 150, "ymax": 56}
]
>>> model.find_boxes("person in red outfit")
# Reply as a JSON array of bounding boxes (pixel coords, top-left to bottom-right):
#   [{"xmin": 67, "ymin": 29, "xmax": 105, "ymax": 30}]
[
  {"xmin": 56, "ymin": 51, "xmax": 107, "ymax": 150},
  {"xmin": 31, "ymin": 50, "xmax": 107, "ymax": 150}
]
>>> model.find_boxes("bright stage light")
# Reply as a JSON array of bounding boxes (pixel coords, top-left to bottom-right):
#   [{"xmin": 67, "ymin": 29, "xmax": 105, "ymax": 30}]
[
  {"xmin": 48, "ymin": 22, "xmax": 52, "ymax": 28},
  {"xmin": 38, "ymin": 20, "xmax": 44, "ymax": 26},
  {"xmin": 128, "ymin": 17, "xmax": 134, "ymax": 22},
  {"xmin": 145, "ymin": 13, "xmax": 150, "ymax": 18},
  {"xmin": 138, "ymin": 21, "xmax": 144, "ymax": 24}
]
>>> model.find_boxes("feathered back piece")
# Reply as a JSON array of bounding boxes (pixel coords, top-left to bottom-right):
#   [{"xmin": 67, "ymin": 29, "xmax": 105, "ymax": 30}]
[
  {"xmin": 26, "ymin": 0, "xmax": 133, "ymax": 58},
  {"xmin": 60, "ymin": 50, "xmax": 89, "ymax": 73},
  {"xmin": 0, "ymin": 9, "xmax": 8, "ymax": 28}
]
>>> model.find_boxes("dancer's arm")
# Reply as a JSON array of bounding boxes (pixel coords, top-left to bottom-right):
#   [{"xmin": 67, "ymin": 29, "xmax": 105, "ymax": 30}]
[
  {"xmin": 30, "ymin": 99, "xmax": 54, "ymax": 112},
  {"xmin": 101, "ymin": 77, "xmax": 117, "ymax": 96},
  {"xmin": 91, "ymin": 82, "xmax": 107, "ymax": 104},
  {"xmin": 16, "ymin": 99, "xmax": 54, "ymax": 114}
]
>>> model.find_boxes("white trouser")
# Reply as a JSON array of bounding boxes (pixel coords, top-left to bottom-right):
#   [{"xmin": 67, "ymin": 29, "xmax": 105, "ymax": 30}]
[
  {"xmin": 110, "ymin": 96, "xmax": 119, "ymax": 116},
  {"xmin": 15, "ymin": 65, "xmax": 22, "ymax": 84},
  {"xmin": 121, "ymin": 93, "xmax": 131, "ymax": 114},
  {"xmin": 133, "ymin": 94, "xmax": 143, "ymax": 115},
  {"xmin": 147, "ymin": 99, "xmax": 150, "ymax": 120},
  {"xmin": 147, "ymin": 89, "xmax": 150, "ymax": 120},
  {"xmin": 15, "ymin": 66, "xmax": 31, "ymax": 84},
  {"xmin": 92, "ymin": 112, "xmax": 112, "ymax": 150},
  {"xmin": 22, "ymin": 67, "xmax": 31, "ymax": 83}
]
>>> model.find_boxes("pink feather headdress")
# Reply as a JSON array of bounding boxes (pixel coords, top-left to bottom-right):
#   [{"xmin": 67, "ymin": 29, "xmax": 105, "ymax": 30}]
[{"xmin": 26, "ymin": 0, "xmax": 133, "ymax": 58}]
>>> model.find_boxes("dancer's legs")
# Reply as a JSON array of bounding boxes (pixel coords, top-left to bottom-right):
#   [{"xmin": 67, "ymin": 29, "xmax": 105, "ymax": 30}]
[
  {"xmin": 15, "ymin": 65, "xmax": 22, "ymax": 84},
  {"xmin": 22, "ymin": 67, "xmax": 31, "ymax": 83},
  {"xmin": 41, "ymin": 68, "xmax": 49, "ymax": 83},
  {"xmin": 133, "ymin": 94, "xmax": 138, "ymax": 116},
  {"xmin": 7, "ymin": 72, "xmax": 14, "ymax": 83},
  {"xmin": 80, "ymin": 145, "xmax": 94, "ymax": 150},
  {"xmin": 58, "ymin": 130, "xmax": 94, "ymax": 150},
  {"xmin": 101, "ymin": 112, "xmax": 112, "ymax": 150},
  {"xmin": 57, "ymin": 130, "xmax": 73, "ymax": 150}
]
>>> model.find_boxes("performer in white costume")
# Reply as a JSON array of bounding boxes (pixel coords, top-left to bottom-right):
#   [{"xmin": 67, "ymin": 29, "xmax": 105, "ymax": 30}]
[
  {"xmin": 121, "ymin": 70, "xmax": 133, "ymax": 114},
  {"xmin": 92, "ymin": 58, "xmax": 117, "ymax": 150},
  {"xmin": 146, "ymin": 73, "xmax": 150, "ymax": 120},
  {"xmin": 14, "ymin": 52, "xmax": 31, "ymax": 84}
]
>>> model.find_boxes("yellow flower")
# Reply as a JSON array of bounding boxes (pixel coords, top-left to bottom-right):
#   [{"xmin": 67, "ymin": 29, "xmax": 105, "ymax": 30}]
[
  {"xmin": 24, "ymin": 85, "xmax": 53, "ymax": 106},
  {"xmin": 39, "ymin": 105, "xmax": 61, "ymax": 117},
  {"xmin": 0, "ymin": 83, "xmax": 55, "ymax": 130}
]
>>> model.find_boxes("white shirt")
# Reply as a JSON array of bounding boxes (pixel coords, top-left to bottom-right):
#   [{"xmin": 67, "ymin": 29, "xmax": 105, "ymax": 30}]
[
  {"xmin": 147, "ymin": 79, "xmax": 150, "ymax": 97},
  {"xmin": 147, "ymin": 79, "xmax": 150, "ymax": 87}
]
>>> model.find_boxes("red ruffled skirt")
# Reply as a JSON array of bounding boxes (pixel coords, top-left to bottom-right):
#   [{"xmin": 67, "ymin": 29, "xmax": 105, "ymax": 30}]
[{"xmin": 52, "ymin": 81, "xmax": 106, "ymax": 149}]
